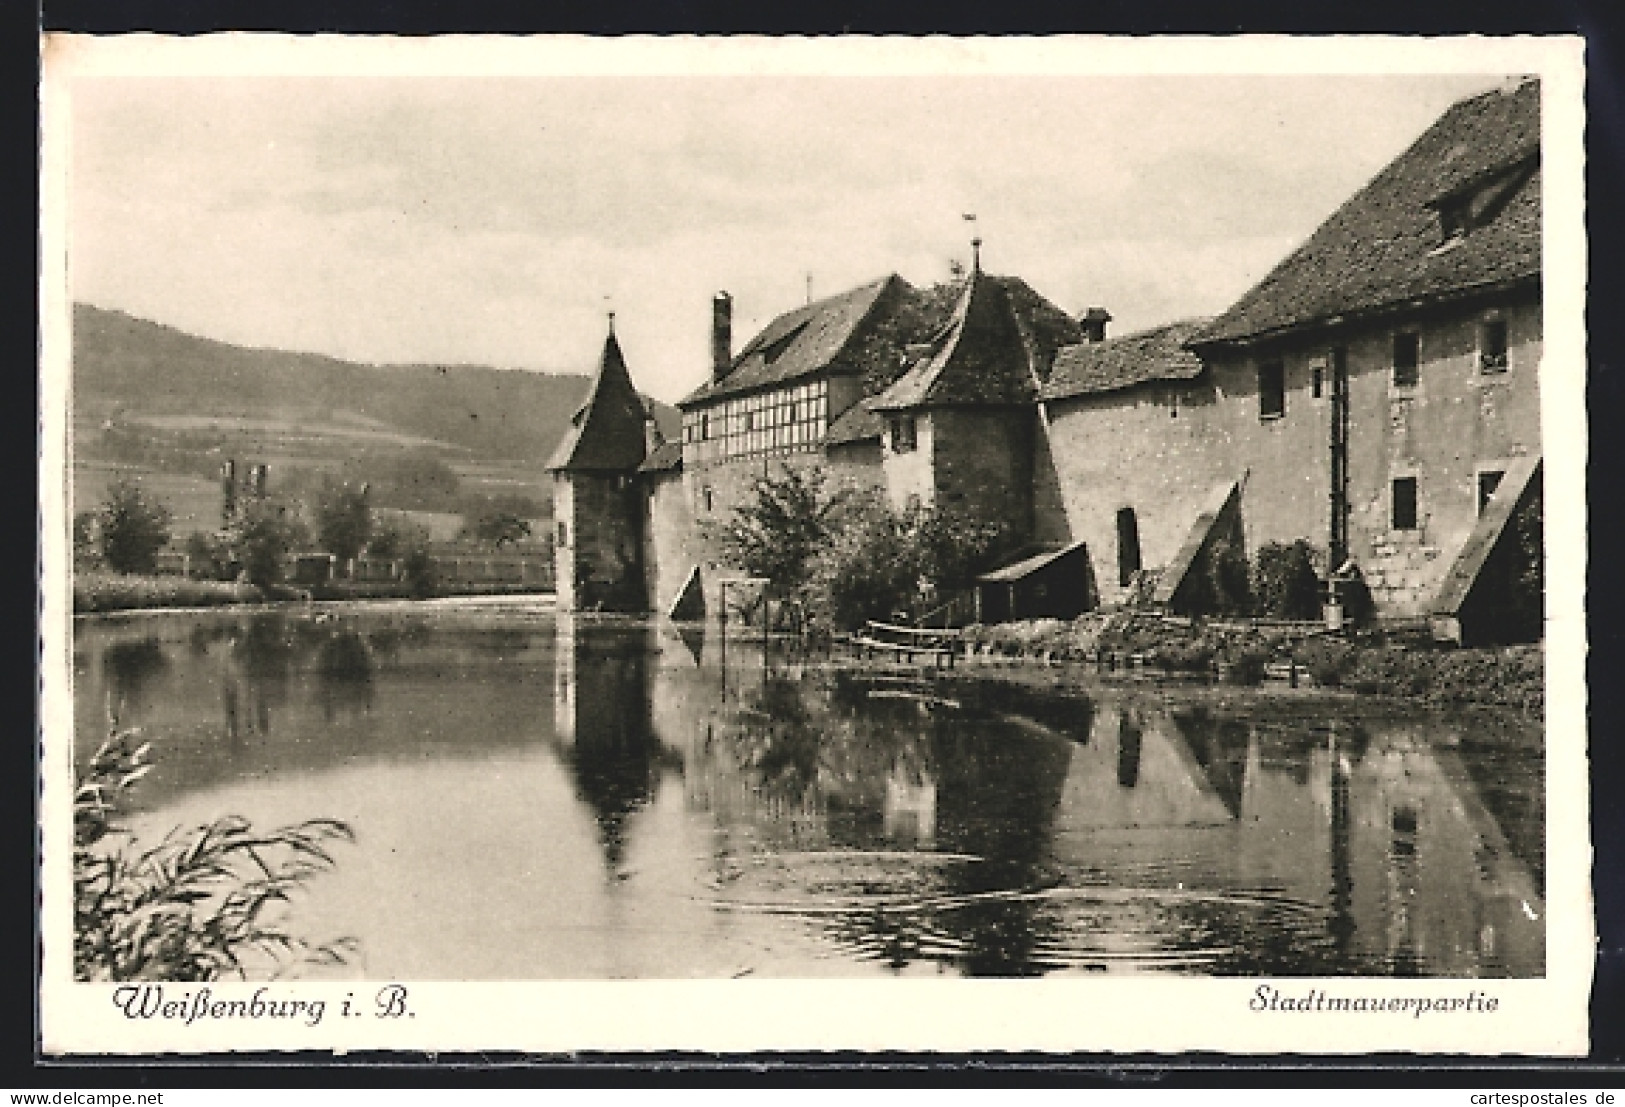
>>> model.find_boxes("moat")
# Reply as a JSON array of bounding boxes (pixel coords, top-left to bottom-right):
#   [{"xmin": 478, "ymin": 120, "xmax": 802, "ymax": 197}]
[{"xmin": 72, "ymin": 602, "xmax": 1545, "ymax": 979}]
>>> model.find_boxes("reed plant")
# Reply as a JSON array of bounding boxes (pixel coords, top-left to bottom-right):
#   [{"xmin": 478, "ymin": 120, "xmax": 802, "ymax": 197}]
[{"xmin": 74, "ymin": 727, "xmax": 357, "ymax": 981}]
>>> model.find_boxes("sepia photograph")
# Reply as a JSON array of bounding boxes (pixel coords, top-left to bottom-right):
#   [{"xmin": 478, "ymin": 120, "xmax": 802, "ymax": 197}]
[{"xmin": 37, "ymin": 35, "xmax": 1590, "ymax": 1055}]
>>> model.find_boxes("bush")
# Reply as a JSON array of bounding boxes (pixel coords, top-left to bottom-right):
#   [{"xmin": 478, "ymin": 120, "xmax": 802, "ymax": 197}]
[
  {"xmin": 96, "ymin": 479, "xmax": 172, "ymax": 575},
  {"xmin": 370, "ymin": 519, "xmax": 436, "ymax": 597},
  {"xmin": 182, "ymin": 530, "xmax": 234, "ymax": 581},
  {"xmin": 75, "ymin": 727, "xmax": 356, "ymax": 981},
  {"xmin": 1294, "ymin": 637, "xmax": 1356, "ymax": 687},
  {"xmin": 1253, "ymin": 540, "xmax": 1322, "ymax": 620},
  {"xmin": 1220, "ymin": 636, "xmax": 1272, "ymax": 685},
  {"xmin": 806, "ymin": 496, "xmax": 917, "ymax": 631}
]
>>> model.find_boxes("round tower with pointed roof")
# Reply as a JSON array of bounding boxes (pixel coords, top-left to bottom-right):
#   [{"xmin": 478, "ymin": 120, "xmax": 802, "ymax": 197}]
[{"xmin": 547, "ymin": 317, "xmax": 651, "ymax": 612}]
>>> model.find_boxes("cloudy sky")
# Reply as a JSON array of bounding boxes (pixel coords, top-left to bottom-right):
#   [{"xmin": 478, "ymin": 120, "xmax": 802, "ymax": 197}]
[{"xmin": 68, "ymin": 69, "xmax": 1509, "ymax": 403}]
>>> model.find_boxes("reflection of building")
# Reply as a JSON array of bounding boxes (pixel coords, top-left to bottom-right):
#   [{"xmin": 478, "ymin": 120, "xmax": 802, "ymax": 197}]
[{"xmin": 1345, "ymin": 728, "xmax": 1544, "ymax": 977}]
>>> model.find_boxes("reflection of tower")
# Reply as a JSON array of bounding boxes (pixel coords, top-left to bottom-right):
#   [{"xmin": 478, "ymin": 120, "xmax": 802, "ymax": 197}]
[
  {"xmin": 1117, "ymin": 710, "xmax": 1143, "ymax": 789},
  {"xmin": 883, "ymin": 763, "xmax": 937, "ymax": 847},
  {"xmin": 1386, "ymin": 804, "xmax": 1423, "ymax": 976},
  {"xmin": 1327, "ymin": 733, "xmax": 1356, "ymax": 955},
  {"xmin": 554, "ymin": 619, "xmax": 659, "ymax": 873}
]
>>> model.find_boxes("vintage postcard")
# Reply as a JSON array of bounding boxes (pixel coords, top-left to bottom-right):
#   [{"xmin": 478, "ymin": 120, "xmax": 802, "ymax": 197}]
[{"xmin": 38, "ymin": 34, "xmax": 1590, "ymax": 1055}]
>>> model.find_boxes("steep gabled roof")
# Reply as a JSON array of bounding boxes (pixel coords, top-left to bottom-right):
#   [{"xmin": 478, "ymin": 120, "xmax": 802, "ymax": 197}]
[
  {"xmin": 869, "ymin": 269, "xmax": 1043, "ymax": 411},
  {"xmin": 679, "ymin": 275, "xmax": 908, "ymax": 407},
  {"xmin": 1193, "ymin": 78, "xmax": 1541, "ymax": 349},
  {"xmin": 1040, "ymin": 320, "xmax": 1211, "ymax": 402},
  {"xmin": 546, "ymin": 328, "xmax": 649, "ymax": 472}
]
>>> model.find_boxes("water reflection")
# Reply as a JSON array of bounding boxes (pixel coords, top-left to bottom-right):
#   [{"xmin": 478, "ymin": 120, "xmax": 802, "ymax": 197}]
[{"xmin": 72, "ymin": 610, "xmax": 1545, "ymax": 979}]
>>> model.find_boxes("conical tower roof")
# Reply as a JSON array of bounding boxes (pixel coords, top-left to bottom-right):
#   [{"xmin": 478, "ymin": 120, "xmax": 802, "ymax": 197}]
[
  {"xmin": 870, "ymin": 267, "xmax": 1038, "ymax": 410},
  {"xmin": 546, "ymin": 322, "xmax": 650, "ymax": 472}
]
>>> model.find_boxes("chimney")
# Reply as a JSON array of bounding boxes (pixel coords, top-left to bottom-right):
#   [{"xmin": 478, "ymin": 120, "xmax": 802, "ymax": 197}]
[
  {"xmin": 711, "ymin": 292, "xmax": 732, "ymax": 381},
  {"xmin": 1081, "ymin": 307, "xmax": 1112, "ymax": 343},
  {"xmin": 643, "ymin": 398, "xmax": 665, "ymax": 454}
]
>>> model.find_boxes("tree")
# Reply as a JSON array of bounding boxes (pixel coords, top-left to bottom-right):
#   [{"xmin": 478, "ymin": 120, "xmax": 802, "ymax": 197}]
[
  {"xmin": 224, "ymin": 498, "xmax": 305, "ymax": 588},
  {"xmin": 96, "ymin": 479, "xmax": 172, "ymax": 574},
  {"xmin": 309, "ymin": 480, "xmax": 373, "ymax": 562},
  {"xmin": 806, "ymin": 497, "xmax": 918, "ymax": 630},
  {"xmin": 719, "ymin": 465, "xmax": 851, "ymax": 598},
  {"xmin": 368, "ymin": 518, "xmax": 435, "ymax": 597},
  {"xmin": 913, "ymin": 505, "xmax": 1009, "ymax": 595}
]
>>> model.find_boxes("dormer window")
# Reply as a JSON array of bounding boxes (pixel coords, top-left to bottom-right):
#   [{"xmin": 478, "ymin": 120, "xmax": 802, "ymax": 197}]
[{"xmin": 1437, "ymin": 198, "xmax": 1471, "ymax": 244}]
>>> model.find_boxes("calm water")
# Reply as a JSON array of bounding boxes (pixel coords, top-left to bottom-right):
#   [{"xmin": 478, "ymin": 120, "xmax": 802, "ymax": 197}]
[{"xmin": 72, "ymin": 605, "xmax": 1545, "ymax": 980}]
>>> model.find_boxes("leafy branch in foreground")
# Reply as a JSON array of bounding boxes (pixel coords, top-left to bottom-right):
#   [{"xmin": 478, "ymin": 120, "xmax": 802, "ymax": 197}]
[{"xmin": 74, "ymin": 727, "xmax": 358, "ymax": 982}]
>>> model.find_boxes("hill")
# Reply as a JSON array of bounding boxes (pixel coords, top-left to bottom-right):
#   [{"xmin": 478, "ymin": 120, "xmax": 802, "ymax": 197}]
[{"xmin": 71, "ymin": 303, "xmax": 680, "ymax": 463}]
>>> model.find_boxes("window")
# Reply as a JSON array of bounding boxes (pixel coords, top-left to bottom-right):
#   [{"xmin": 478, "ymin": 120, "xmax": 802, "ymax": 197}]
[
  {"xmin": 1478, "ymin": 470, "xmax": 1504, "ymax": 514},
  {"xmin": 702, "ymin": 487, "xmax": 714, "ymax": 513},
  {"xmin": 1116, "ymin": 507, "xmax": 1142, "ymax": 587},
  {"xmin": 890, "ymin": 414, "xmax": 917, "ymax": 453},
  {"xmin": 1258, "ymin": 360, "xmax": 1285, "ymax": 420},
  {"xmin": 1311, "ymin": 366, "xmax": 1323, "ymax": 399},
  {"xmin": 1480, "ymin": 319, "xmax": 1509, "ymax": 373},
  {"xmin": 1393, "ymin": 332, "xmax": 1420, "ymax": 389},
  {"xmin": 1438, "ymin": 198, "xmax": 1470, "ymax": 244},
  {"xmin": 1392, "ymin": 477, "xmax": 1418, "ymax": 531},
  {"xmin": 556, "ymin": 520, "xmax": 569, "ymax": 547}
]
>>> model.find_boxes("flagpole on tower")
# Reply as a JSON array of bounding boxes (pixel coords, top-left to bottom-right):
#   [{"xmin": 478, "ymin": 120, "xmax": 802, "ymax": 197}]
[{"xmin": 964, "ymin": 212, "xmax": 980, "ymax": 273}]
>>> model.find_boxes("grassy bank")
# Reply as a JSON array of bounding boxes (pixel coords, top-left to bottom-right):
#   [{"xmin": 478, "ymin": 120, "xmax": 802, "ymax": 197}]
[
  {"xmin": 73, "ymin": 571, "xmax": 552, "ymax": 613},
  {"xmin": 73, "ymin": 571, "xmax": 265, "ymax": 614},
  {"xmin": 959, "ymin": 612, "xmax": 1542, "ymax": 713}
]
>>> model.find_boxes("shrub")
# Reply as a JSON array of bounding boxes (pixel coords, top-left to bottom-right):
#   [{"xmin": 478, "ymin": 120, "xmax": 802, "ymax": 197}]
[
  {"xmin": 1253, "ymin": 540, "xmax": 1322, "ymax": 620},
  {"xmin": 75, "ymin": 727, "xmax": 357, "ymax": 981},
  {"xmin": 182, "ymin": 530, "xmax": 234, "ymax": 581},
  {"xmin": 806, "ymin": 497, "xmax": 917, "ymax": 631},
  {"xmin": 96, "ymin": 479, "xmax": 172, "ymax": 575},
  {"xmin": 1294, "ymin": 637, "xmax": 1356, "ymax": 687},
  {"xmin": 1220, "ymin": 638, "xmax": 1271, "ymax": 685}
]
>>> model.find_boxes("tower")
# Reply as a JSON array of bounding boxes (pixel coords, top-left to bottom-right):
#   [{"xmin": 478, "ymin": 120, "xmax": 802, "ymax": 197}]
[{"xmin": 547, "ymin": 316, "xmax": 651, "ymax": 612}]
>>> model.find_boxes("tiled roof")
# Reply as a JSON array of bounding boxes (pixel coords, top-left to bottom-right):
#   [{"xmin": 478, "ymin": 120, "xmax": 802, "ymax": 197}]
[
  {"xmin": 545, "ymin": 330, "xmax": 649, "ymax": 472},
  {"xmin": 825, "ymin": 399, "xmax": 886, "ymax": 445},
  {"xmin": 678, "ymin": 275, "xmax": 907, "ymax": 407},
  {"xmin": 1193, "ymin": 79, "xmax": 1541, "ymax": 348},
  {"xmin": 1040, "ymin": 320, "xmax": 1211, "ymax": 402},
  {"xmin": 870, "ymin": 270, "xmax": 1043, "ymax": 411},
  {"xmin": 637, "ymin": 440, "xmax": 683, "ymax": 473}
]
